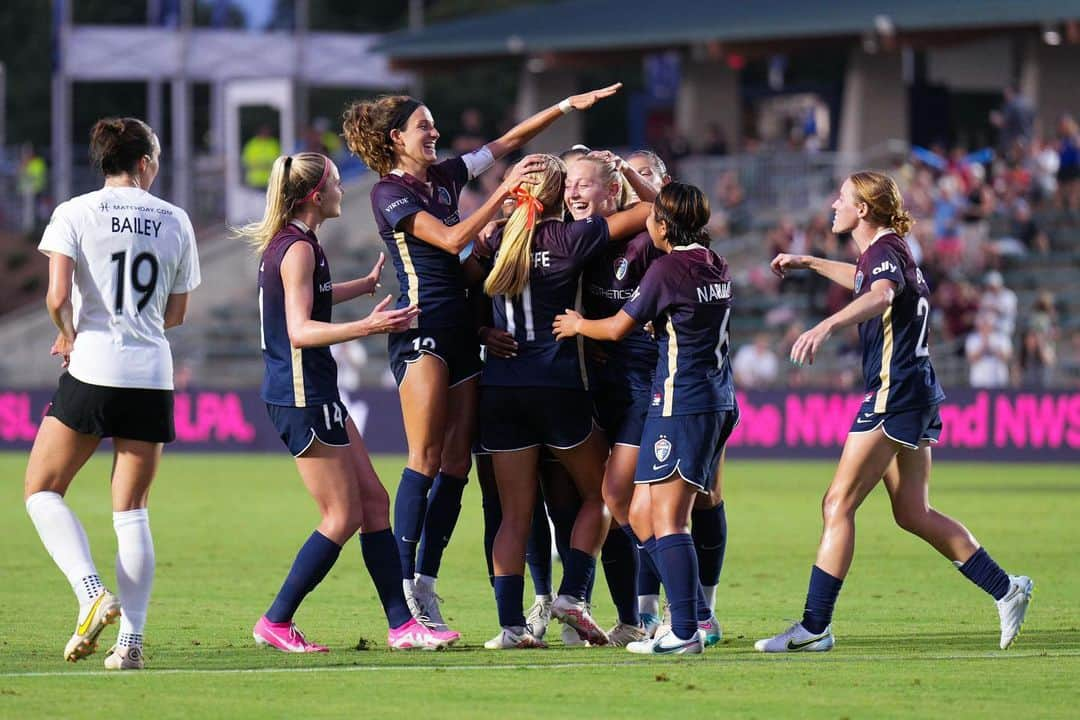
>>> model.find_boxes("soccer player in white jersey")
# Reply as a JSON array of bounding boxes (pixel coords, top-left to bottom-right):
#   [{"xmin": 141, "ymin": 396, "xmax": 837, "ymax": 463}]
[{"xmin": 24, "ymin": 117, "xmax": 200, "ymax": 669}]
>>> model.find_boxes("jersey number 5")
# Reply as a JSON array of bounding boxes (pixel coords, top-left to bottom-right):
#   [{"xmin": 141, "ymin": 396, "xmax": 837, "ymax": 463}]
[{"xmin": 111, "ymin": 250, "xmax": 159, "ymax": 314}]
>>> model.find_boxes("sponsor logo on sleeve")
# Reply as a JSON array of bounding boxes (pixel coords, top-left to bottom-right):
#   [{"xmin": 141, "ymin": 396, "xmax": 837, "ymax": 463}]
[{"xmin": 872, "ymin": 260, "xmax": 897, "ymax": 276}]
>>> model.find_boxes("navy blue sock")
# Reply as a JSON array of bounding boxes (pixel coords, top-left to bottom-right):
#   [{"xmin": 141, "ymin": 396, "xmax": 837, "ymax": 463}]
[
  {"xmin": 695, "ymin": 581, "xmax": 711, "ymax": 622},
  {"xmin": 359, "ymin": 528, "xmax": 413, "ymax": 629},
  {"xmin": 691, "ymin": 501, "xmax": 727, "ymax": 586},
  {"xmin": 416, "ymin": 472, "xmax": 468, "ymax": 578},
  {"xmin": 654, "ymin": 534, "xmax": 699, "ymax": 641},
  {"xmin": 481, "ymin": 480, "xmax": 501, "ymax": 589},
  {"xmin": 802, "ymin": 565, "xmax": 844, "ymax": 634},
  {"xmin": 393, "ymin": 468, "xmax": 433, "ymax": 579},
  {"xmin": 602, "ymin": 526, "xmax": 640, "ymax": 625},
  {"xmin": 526, "ymin": 496, "xmax": 553, "ymax": 596},
  {"xmin": 957, "ymin": 547, "xmax": 1011, "ymax": 601},
  {"xmin": 557, "ymin": 548, "xmax": 596, "ymax": 601},
  {"xmin": 266, "ymin": 531, "xmax": 341, "ymax": 623},
  {"xmin": 547, "ymin": 505, "xmax": 577, "ymax": 565},
  {"xmin": 637, "ymin": 535, "xmax": 662, "ymax": 597},
  {"xmin": 494, "ymin": 574, "xmax": 526, "ymax": 627}
]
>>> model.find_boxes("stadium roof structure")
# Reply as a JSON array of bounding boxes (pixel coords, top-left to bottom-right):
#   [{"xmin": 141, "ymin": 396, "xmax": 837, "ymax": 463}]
[{"xmin": 376, "ymin": 0, "xmax": 1080, "ymax": 63}]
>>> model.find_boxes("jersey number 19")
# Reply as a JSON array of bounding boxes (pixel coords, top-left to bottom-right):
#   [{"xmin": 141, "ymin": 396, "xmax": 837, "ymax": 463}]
[{"xmin": 111, "ymin": 250, "xmax": 159, "ymax": 314}]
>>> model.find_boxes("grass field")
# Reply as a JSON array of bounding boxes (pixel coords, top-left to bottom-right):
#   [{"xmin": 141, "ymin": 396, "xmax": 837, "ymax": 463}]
[{"xmin": 2, "ymin": 453, "xmax": 1077, "ymax": 718}]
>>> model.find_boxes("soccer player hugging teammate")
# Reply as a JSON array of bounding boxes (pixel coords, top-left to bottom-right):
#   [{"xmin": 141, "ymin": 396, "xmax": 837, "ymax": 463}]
[
  {"xmin": 343, "ymin": 84, "xmax": 620, "ymax": 636},
  {"xmin": 25, "ymin": 117, "xmax": 201, "ymax": 669},
  {"xmin": 756, "ymin": 171, "xmax": 1033, "ymax": 653},
  {"xmin": 554, "ymin": 182, "xmax": 737, "ymax": 655},
  {"xmin": 241, "ymin": 152, "xmax": 458, "ymax": 652},
  {"xmin": 478, "ymin": 155, "xmax": 652, "ymax": 649}
]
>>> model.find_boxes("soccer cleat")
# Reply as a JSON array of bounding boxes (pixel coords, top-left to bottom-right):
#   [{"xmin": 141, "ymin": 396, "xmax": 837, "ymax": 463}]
[
  {"xmin": 483, "ymin": 626, "xmax": 547, "ymax": 649},
  {"xmin": 626, "ymin": 628, "xmax": 704, "ymax": 655},
  {"xmin": 640, "ymin": 611, "xmax": 661, "ymax": 638},
  {"xmin": 388, "ymin": 617, "xmax": 459, "ymax": 650},
  {"xmin": 754, "ymin": 621, "xmax": 834, "ymax": 653},
  {"xmin": 64, "ymin": 590, "xmax": 121, "ymax": 662},
  {"xmin": 103, "ymin": 644, "xmax": 144, "ymax": 670},
  {"xmin": 607, "ymin": 621, "xmax": 648, "ymax": 647},
  {"xmin": 653, "ymin": 603, "xmax": 672, "ymax": 641},
  {"xmin": 996, "ymin": 575, "xmax": 1034, "ymax": 649},
  {"xmin": 526, "ymin": 594, "xmax": 554, "ymax": 640},
  {"xmin": 411, "ymin": 582, "xmax": 457, "ymax": 634},
  {"xmin": 698, "ymin": 614, "xmax": 723, "ymax": 647},
  {"xmin": 560, "ymin": 620, "xmax": 589, "ymax": 646},
  {"xmin": 252, "ymin": 616, "xmax": 329, "ymax": 653},
  {"xmin": 551, "ymin": 595, "xmax": 609, "ymax": 646}
]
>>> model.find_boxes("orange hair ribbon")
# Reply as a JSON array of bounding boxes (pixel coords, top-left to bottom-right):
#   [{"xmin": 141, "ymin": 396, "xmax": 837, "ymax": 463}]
[{"xmin": 510, "ymin": 184, "xmax": 544, "ymax": 227}]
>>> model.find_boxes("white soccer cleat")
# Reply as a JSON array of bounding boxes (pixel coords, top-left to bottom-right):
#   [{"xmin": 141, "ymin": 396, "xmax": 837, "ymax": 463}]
[
  {"xmin": 754, "ymin": 621, "xmax": 834, "ymax": 653},
  {"xmin": 698, "ymin": 613, "xmax": 723, "ymax": 647},
  {"xmin": 103, "ymin": 644, "xmax": 144, "ymax": 670},
  {"xmin": 607, "ymin": 621, "xmax": 649, "ymax": 647},
  {"xmin": 560, "ymin": 620, "xmax": 589, "ymax": 646},
  {"xmin": 412, "ymin": 581, "xmax": 456, "ymax": 634},
  {"xmin": 653, "ymin": 602, "xmax": 672, "ymax": 641},
  {"xmin": 996, "ymin": 575, "xmax": 1034, "ymax": 649},
  {"xmin": 483, "ymin": 626, "xmax": 547, "ymax": 650},
  {"xmin": 526, "ymin": 594, "xmax": 554, "ymax": 641},
  {"xmin": 64, "ymin": 590, "xmax": 121, "ymax": 662},
  {"xmin": 626, "ymin": 628, "xmax": 704, "ymax": 655},
  {"xmin": 551, "ymin": 595, "xmax": 609, "ymax": 646}
]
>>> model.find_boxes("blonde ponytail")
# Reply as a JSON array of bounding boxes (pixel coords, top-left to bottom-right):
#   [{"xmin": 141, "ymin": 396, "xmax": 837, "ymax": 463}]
[
  {"xmin": 848, "ymin": 170, "xmax": 915, "ymax": 237},
  {"xmin": 233, "ymin": 152, "xmax": 329, "ymax": 253},
  {"xmin": 484, "ymin": 155, "xmax": 566, "ymax": 298}
]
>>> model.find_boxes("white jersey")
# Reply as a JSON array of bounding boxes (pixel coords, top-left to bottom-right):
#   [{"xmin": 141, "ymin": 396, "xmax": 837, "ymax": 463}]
[{"xmin": 38, "ymin": 186, "xmax": 201, "ymax": 390}]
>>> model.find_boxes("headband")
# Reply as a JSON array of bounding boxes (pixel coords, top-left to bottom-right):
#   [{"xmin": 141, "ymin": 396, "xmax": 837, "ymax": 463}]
[
  {"xmin": 388, "ymin": 99, "xmax": 423, "ymax": 139},
  {"xmin": 296, "ymin": 155, "xmax": 331, "ymax": 205}
]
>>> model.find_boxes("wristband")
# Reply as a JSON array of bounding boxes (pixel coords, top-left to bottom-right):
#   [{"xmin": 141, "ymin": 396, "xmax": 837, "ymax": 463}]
[{"xmin": 558, "ymin": 98, "xmax": 573, "ymax": 114}]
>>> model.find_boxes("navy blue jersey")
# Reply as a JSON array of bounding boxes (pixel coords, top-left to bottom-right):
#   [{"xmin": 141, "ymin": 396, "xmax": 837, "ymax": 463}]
[
  {"xmin": 583, "ymin": 230, "xmax": 662, "ymax": 386},
  {"xmin": 623, "ymin": 244, "xmax": 735, "ymax": 417},
  {"xmin": 482, "ymin": 216, "xmax": 611, "ymax": 388},
  {"xmin": 259, "ymin": 222, "xmax": 339, "ymax": 407},
  {"xmin": 370, "ymin": 158, "xmax": 471, "ymax": 329},
  {"xmin": 853, "ymin": 231, "xmax": 945, "ymax": 412}
]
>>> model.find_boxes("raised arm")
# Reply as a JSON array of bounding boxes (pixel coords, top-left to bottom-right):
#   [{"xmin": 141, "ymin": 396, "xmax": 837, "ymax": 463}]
[
  {"xmin": 485, "ymin": 84, "xmax": 622, "ymax": 160},
  {"xmin": 771, "ymin": 252, "xmax": 857, "ymax": 291}
]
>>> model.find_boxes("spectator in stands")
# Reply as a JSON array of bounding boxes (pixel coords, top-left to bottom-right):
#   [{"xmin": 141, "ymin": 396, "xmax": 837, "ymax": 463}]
[
  {"xmin": 1055, "ymin": 114, "xmax": 1080, "ymax": 213},
  {"xmin": 17, "ymin": 143, "xmax": 48, "ymax": 228},
  {"xmin": 732, "ymin": 333, "xmax": 779, "ymax": 389},
  {"xmin": 241, "ymin": 125, "xmax": 280, "ymax": 189},
  {"xmin": 702, "ymin": 123, "xmax": 728, "ymax": 156},
  {"xmin": 966, "ymin": 312, "xmax": 1012, "ymax": 388},
  {"xmin": 990, "ymin": 84, "xmax": 1035, "ymax": 157},
  {"xmin": 937, "ymin": 278, "xmax": 980, "ymax": 345},
  {"xmin": 713, "ymin": 170, "xmax": 750, "ymax": 235},
  {"xmin": 978, "ymin": 270, "xmax": 1018, "ymax": 337}
]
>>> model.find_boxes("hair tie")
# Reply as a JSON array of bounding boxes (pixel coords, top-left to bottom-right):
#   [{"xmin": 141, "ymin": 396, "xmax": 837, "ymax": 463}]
[
  {"xmin": 509, "ymin": 185, "xmax": 544, "ymax": 227},
  {"xmin": 297, "ymin": 155, "xmax": 331, "ymax": 205}
]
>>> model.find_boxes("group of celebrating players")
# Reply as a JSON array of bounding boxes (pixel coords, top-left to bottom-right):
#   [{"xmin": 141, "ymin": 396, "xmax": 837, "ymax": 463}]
[{"xmin": 23, "ymin": 82, "xmax": 1033, "ymax": 669}]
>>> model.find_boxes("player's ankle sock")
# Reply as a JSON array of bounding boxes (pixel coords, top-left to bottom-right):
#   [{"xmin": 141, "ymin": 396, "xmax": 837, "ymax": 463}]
[
  {"xmin": 394, "ymin": 468, "xmax": 433, "ymax": 579},
  {"xmin": 117, "ymin": 632, "xmax": 143, "ymax": 649},
  {"xmin": 494, "ymin": 574, "xmax": 526, "ymax": 628},
  {"xmin": 25, "ymin": 491, "xmax": 102, "ymax": 605},
  {"xmin": 360, "ymin": 528, "xmax": 413, "ymax": 628},
  {"xmin": 416, "ymin": 472, "xmax": 467, "ymax": 577},
  {"xmin": 692, "ymin": 501, "xmax": 726, "ymax": 588},
  {"xmin": 113, "ymin": 508, "xmax": 155, "ymax": 637},
  {"xmin": 637, "ymin": 535, "xmax": 662, "ymax": 599},
  {"xmin": 654, "ymin": 534, "xmax": 699, "ymax": 641},
  {"xmin": 557, "ymin": 548, "xmax": 596, "ymax": 601},
  {"xmin": 526, "ymin": 500, "xmax": 554, "ymax": 596},
  {"xmin": 802, "ymin": 565, "xmax": 843, "ymax": 634},
  {"xmin": 602, "ymin": 526, "xmax": 640, "ymax": 626},
  {"xmin": 266, "ymin": 531, "xmax": 341, "ymax": 623},
  {"xmin": 955, "ymin": 547, "xmax": 1011, "ymax": 601}
]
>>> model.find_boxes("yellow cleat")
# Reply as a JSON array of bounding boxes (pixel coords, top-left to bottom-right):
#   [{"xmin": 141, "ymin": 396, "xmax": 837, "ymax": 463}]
[{"xmin": 63, "ymin": 590, "xmax": 121, "ymax": 662}]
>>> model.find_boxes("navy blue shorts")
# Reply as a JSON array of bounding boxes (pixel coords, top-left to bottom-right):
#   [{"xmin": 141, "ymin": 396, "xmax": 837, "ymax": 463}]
[
  {"xmin": 635, "ymin": 408, "xmax": 740, "ymax": 493},
  {"xmin": 267, "ymin": 399, "xmax": 350, "ymax": 457},
  {"xmin": 848, "ymin": 402, "xmax": 942, "ymax": 450},
  {"xmin": 389, "ymin": 327, "xmax": 481, "ymax": 388},
  {"xmin": 480, "ymin": 386, "xmax": 595, "ymax": 452},
  {"xmin": 592, "ymin": 380, "xmax": 650, "ymax": 447}
]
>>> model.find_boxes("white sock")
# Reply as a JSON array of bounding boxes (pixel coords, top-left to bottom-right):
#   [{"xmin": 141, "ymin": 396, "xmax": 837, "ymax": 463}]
[
  {"xmin": 415, "ymin": 573, "xmax": 437, "ymax": 592},
  {"xmin": 114, "ymin": 508, "xmax": 155, "ymax": 637},
  {"xmin": 703, "ymin": 584, "xmax": 718, "ymax": 614},
  {"xmin": 25, "ymin": 491, "xmax": 102, "ymax": 605},
  {"xmin": 638, "ymin": 594, "xmax": 661, "ymax": 617}
]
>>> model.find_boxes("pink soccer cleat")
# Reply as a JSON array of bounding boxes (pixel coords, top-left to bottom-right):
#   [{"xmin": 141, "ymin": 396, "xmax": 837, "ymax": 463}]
[
  {"xmin": 388, "ymin": 617, "xmax": 460, "ymax": 650},
  {"xmin": 252, "ymin": 616, "xmax": 329, "ymax": 653},
  {"xmin": 551, "ymin": 595, "xmax": 610, "ymax": 646}
]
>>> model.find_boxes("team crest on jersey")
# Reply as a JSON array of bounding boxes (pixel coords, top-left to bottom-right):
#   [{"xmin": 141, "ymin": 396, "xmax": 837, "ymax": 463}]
[
  {"xmin": 653, "ymin": 436, "xmax": 672, "ymax": 463},
  {"xmin": 854, "ymin": 270, "xmax": 864, "ymax": 293},
  {"xmin": 614, "ymin": 257, "xmax": 629, "ymax": 281},
  {"xmin": 437, "ymin": 187, "xmax": 452, "ymax": 206}
]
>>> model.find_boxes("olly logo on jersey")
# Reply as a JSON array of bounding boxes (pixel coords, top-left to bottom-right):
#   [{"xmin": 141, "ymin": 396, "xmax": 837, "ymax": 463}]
[
  {"xmin": 872, "ymin": 260, "xmax": 897, "ymax": 276},
  {"xmin": 653, "ymin": 436, "xmax": 672, "ymax": 462},
  {"xmin": 112, "ymin": 216, "xmax": 162, "ymax": 237},
  {"xmin": 696, "ymin": 281, "xmax": 731, "ymax": 303},
  {"xmin": 614, "ymin": 257, "xmax": 629, "ymax": 281}
]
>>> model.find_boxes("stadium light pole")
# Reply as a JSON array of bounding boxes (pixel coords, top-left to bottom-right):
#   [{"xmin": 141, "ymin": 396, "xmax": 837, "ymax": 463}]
[{"xmin": 51, "ymin": 0, "xmax": 72, "ymax": 204}]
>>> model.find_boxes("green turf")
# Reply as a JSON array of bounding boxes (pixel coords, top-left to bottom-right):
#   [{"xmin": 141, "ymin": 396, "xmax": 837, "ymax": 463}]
[{"xmin": 2, "ymin": 453, "xmax": 1077, "ymax": 718}]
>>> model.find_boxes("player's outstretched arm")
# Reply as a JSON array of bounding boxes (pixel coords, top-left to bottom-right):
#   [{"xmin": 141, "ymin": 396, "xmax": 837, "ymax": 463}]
[
  {"xmin": 484, "ymin": 83, "xmax": 622, "ymax": 161},
  {"xmin": 771, "ymin": 253, "xmax": 857, "ymax": 290},
  {"xmin": 553, "ymin": 308, "xmax": 636, "ymax": 342},
  {"xmin": 790, "ymin": 278, "xmax": 895, "ymax": 366}
]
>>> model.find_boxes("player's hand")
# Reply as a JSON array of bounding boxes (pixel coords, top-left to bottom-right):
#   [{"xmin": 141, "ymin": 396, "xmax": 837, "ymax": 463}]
[
  {"xmin": 569, "ymin": 83, "xmax": 623, "ymax": 111},
  {"xmin": 50, "ymin": 331, "xmax": 75, "ymax": 368},
  {"xmin": 790, "ymin": 321, "xmax": 832, "ymax": 366},
  {"xmin": 770, "ymin": 253, "xmax": 812, "ymax": 278},
  {"xmin": 361, "ymin": 252, "xmax": 385, "ymax": 295},
  {"xmin": 552, "ymin": 308, "xmax": 583, "ymax": 341},
  {"xmin": 360, "ymin": 295, "xmax": 419, "ymax": 336},
  {"xmin": 502, "ymin": 154, "xmax": 547, "ymax": 193},
  {"xmin": 479, "ymin": 326, "xmax": 517, "ymax": 358},
  {"xmin": 478, "ymin": 220, "xmax": 504, "ymax": 251},
  {"xmin": 587, "ymin": 149, "xmax": 625, "ymax": 172}
]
